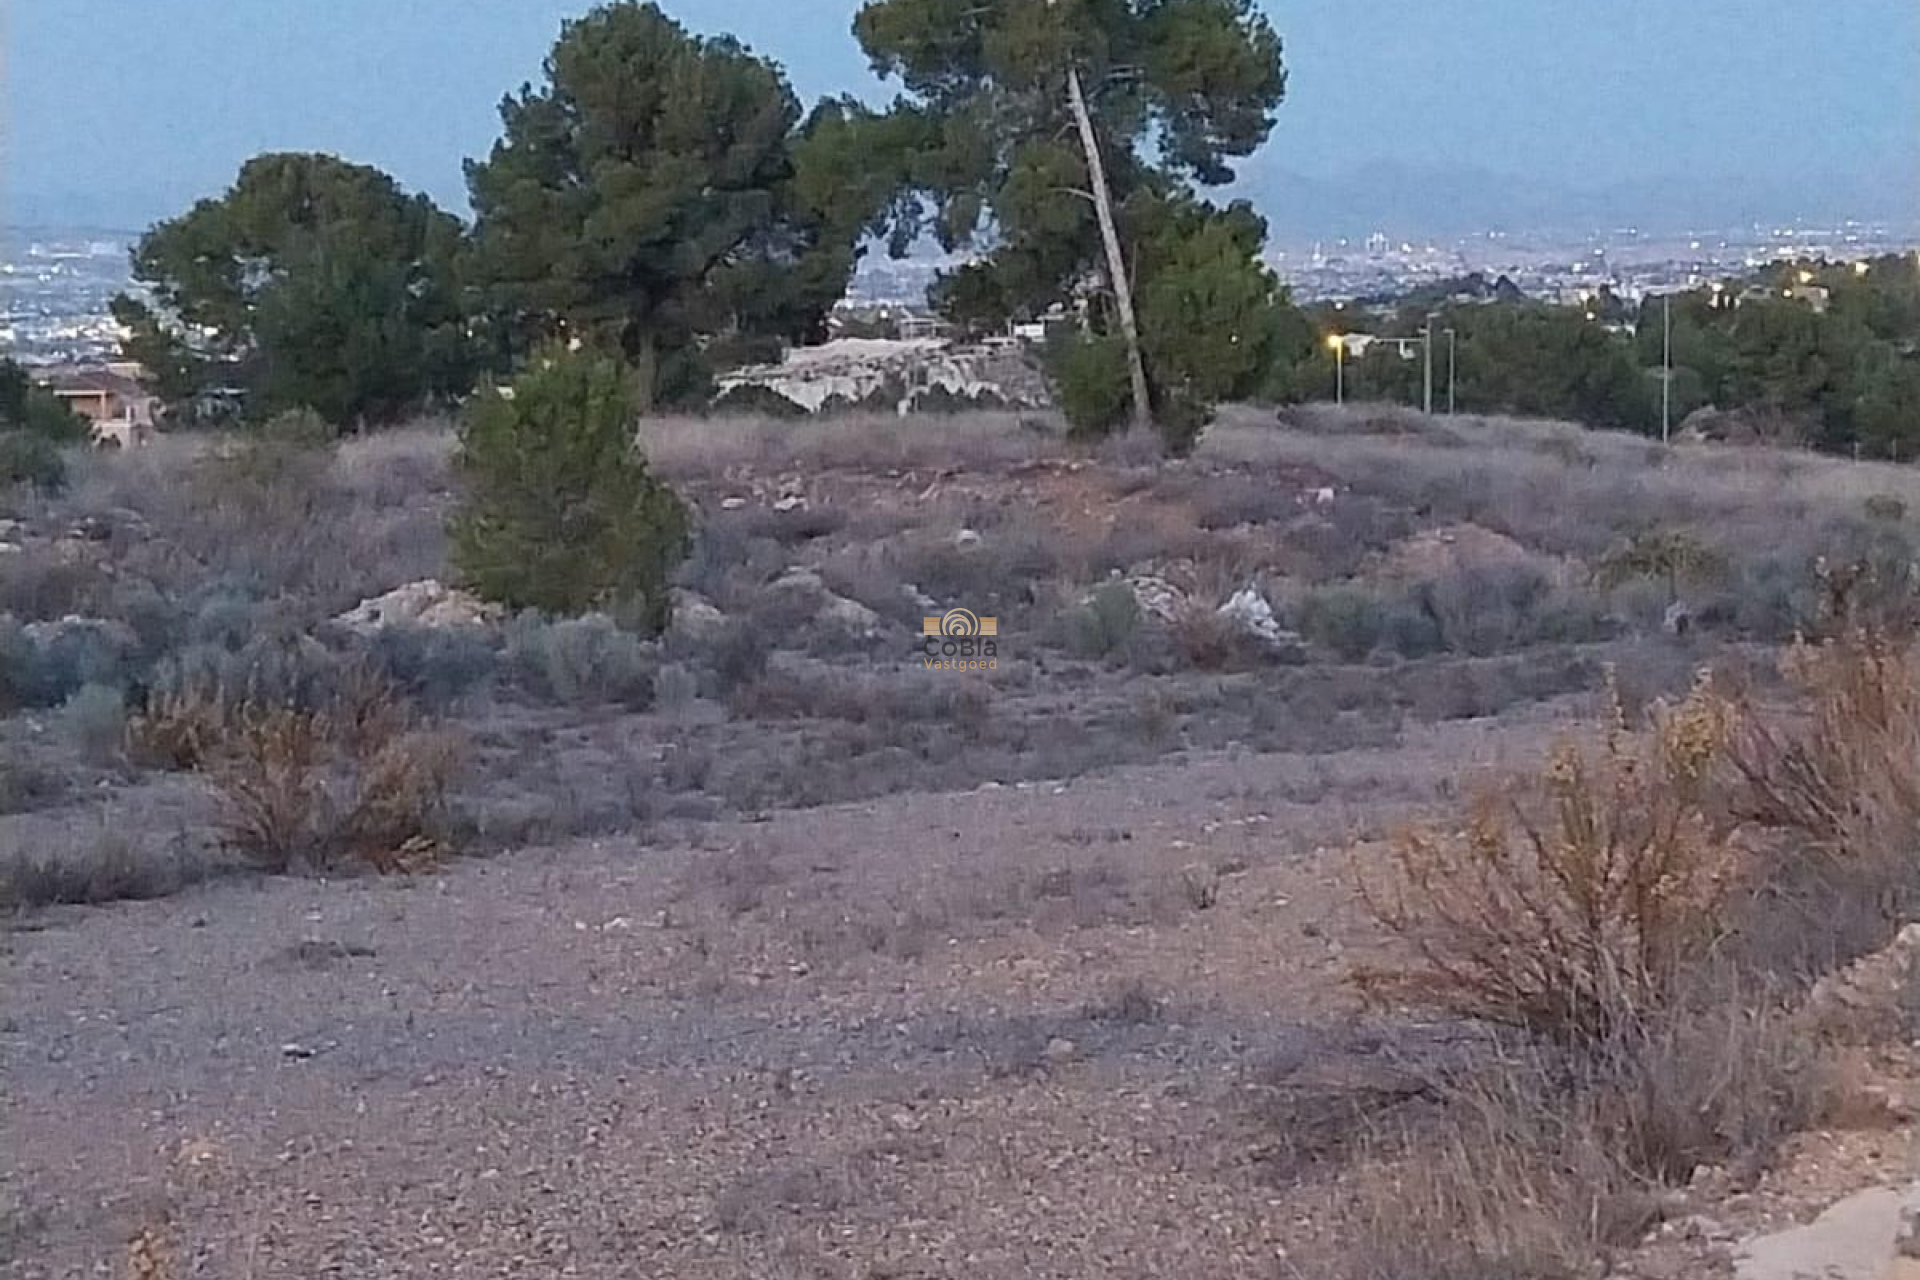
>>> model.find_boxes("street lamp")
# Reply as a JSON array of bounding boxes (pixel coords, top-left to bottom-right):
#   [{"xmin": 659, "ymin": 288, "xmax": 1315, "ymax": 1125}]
[
  {"xmin": 1326, "ymin": 333, "xmax": 1345, "ymax": 405},
  {"xmin": 1421, "ymin": 315, "xmax": 1436, "ymax": 416},
  {"xmin": 1443, "ymin": 327, "xmax": 1457, "ymax": 415}
]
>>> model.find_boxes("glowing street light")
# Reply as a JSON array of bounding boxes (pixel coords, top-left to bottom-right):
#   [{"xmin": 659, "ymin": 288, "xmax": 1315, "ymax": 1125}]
[{"xmin": 1326, "ymin": 333, "xmax": 1345, "ymax": 405}]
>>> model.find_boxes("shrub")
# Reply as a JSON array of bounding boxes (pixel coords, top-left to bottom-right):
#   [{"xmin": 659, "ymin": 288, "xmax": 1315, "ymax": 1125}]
[
  {"xmin": 0, "ymin": 616, "xmax": 140, "ymax": 712},
  {"xmin": 0, "ymin": 431, "xmax": 67, "ymax": 491},
  {"xmin": 0, "ymin": 832, "xmax": 208, "ymax": 911},
  {"xmin": 1045, "ymin": 330, "xmax": 1132, "ymax": 440},
  {"xmin": 507, "ymin": 613, "xmax": 656, "ymax": 707},
  {"xmin": 1864, "ymin": 493, "xmax": 1907, "ymax": 523},
  {"xmin": 1594, "ymin": 528, "xmax": 1726, "ymax": 600},
  {"xmin": 0, "ymin": 758, "xmax": 69, "ymax": 814},
  {"xmin": 450, "ymin": 347, "xmax": 690, "ymax": 633},
  {"xmin": 697, "ymin": 620, "xmax": 771, "ymax": 696},
  {"xmin": 1066, "ymin": 581, "xmax": 1143, "ymax": 660},
  {"xmin": 1168, "ymin": 605, "xmax": 1239, "ymax": 671},
  {"xmin": 0, "ymin": 356, "xmax": 87, "ymax": 491},
  {"xmin": 194, "ymin": 414, "xmax": 336, "ymax": 513},
  {"xmin": 1325, "ymin": 1000, "xmax": 1835, "ymax": 1280},
  {"xmin": 203, "ymin": 688, "xmax": 458, "ymax": 874},
  {"xmin": 1727, "ymin": 630, "xmax": 1920, "ymax": 849},
  {"xmin": 129, "ymin": 634, "xmax": 346, "ymax": 767},
  {"xmin": 1724, "ymin": 628, "xmax": 1920, "ymax": 966},
  {"xmin": 361, "ymin": 626, "xmax": 501, "ymax": 708},
  {"xmin": 1357, "ymin": 672, "xmax": 1738, "ymax": 1047},
  {"xmin": 1293, "ymin": 584, "xmax": 1440, "ymax": 662},
  {"xmin": 60, "ymin": 682, "xmax": 128, "ymax": 763}
]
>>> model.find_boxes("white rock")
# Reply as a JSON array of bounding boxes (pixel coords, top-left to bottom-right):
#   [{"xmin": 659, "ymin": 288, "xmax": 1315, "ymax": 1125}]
[
  {"xmin": 720, "ymin": 496, "xmax": 748, "ymax": 511},
  {"xmin": 1736, "ymin": 1181, "xmax": 1920, "ymax": 1280},
  {"xmin": 1217, "ymin": 586, "xmax": 1286, "ymax": 646},
  {"xmin": 954, "ymin": 528, "xmax": 982, "ymax": 548},
  {"xmin": 772, "ymin": 495, "xmax": 807, "ymax": 513},
  {"xmin": 335, "ymin": 579, "xmax": 502, "ymax": 633}
]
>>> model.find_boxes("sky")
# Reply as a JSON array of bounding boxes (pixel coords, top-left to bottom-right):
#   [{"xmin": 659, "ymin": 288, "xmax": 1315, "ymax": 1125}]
[{"xmin": 6, "ymin": 0, "xmax": 1917, "ymax": 234}]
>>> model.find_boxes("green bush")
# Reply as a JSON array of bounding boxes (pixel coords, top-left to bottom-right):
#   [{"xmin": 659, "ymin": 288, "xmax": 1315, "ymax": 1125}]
[
  {"xmin": 1045, "ymin": 330, "xmax": 1133, "ymax": 440},
  {"xmin": 1294, "ymin": 585, "xmax": 1441, "ymax": 662},
  {"xmin": 0, "ymin": 355, "xmax": 89, "ymax": 491},
  {"xmin": 1068, "ymin": 582, "xmax": 1143, "ymax": 660},
  {"xmin": 450, "ymin": 347, "xmax": 690, "ymax": 633},
  {"xmin": 0, "ymin": 431, "xmax": 67, "ymax": 491}
]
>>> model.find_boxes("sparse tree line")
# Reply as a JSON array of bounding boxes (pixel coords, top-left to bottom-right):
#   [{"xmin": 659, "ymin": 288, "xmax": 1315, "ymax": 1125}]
[
  {"xmin": 1301, "ymin": 256, "xmax": 1920, "ymax": 455},
  {"xmin": 106, "ymin": 0, "xmax": 1298, "ymax": 454}
]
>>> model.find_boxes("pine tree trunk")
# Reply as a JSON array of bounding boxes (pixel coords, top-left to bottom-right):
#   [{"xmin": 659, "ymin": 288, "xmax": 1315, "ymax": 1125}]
[{"xmin": 1064, "ymin": 64, "xmax": 1153, "ymax": 435}]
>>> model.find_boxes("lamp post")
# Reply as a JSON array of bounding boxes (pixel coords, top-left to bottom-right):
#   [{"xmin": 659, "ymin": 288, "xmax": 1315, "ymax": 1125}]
[
  {"xmin": 1327, "ymin": 333, "xmax": 1345, "ymax": 405},
  {"xmin": 1422, "ymin": 315, "xmax": 1436, "ymax": 416},
  {"xmin": 1444, "ymin": 327, "xmax": 1457, "ymax": 415}
]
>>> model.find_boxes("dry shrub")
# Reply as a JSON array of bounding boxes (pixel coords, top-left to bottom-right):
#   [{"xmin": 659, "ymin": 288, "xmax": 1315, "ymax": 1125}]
[
  {"xmin": 1727, "ymin": 628, "xmax": 1920, "ymax": 851},
  {"xmin": 1169, "ymin": 604, "xmax": 1237, "ymax": 670},
  {"xmin": 1725, "ymin": 626, "xmax": 1920, "ymax": 975},
  {"xmin": 125, "ymin": 682, "xmax": 229, "ymax": 770},
  {"xmin": 1358, "ymin": 672, "xmax": 1738, "ymax": 1046},
  {"xmin": 1325, "ymin": 1000, "xmax": 1838, "ymax": 1280},
  {"xmin": 140, "ymin": 672, "xmax": 458, "ymax": 874}
]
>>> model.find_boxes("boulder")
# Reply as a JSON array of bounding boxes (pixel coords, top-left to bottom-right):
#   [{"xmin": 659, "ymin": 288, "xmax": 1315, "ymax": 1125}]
[
  {"xmin": 770, "ymin": 567, "xmax": 881, "ymax": 638},
  {"xmin": 1217, "ymin": 586, "xmax": 1289, "ymax": 647},
  {"xmin": 668, "ymin": 590, "xmax": 729, "ymax": 641},
  {"xmin": 335, "ymin": 579, "xmax": 503, "ymax": 633},
  {"xmin": 1125, "ymin": 574, "xmax": 1188, "ymax": 624}
]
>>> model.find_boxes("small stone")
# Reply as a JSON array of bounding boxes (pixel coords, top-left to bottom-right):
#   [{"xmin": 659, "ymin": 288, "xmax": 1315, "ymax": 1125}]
[{"xmin": 1044, "ymin": 1037, "xmax": 1078, "ymax": 1063}]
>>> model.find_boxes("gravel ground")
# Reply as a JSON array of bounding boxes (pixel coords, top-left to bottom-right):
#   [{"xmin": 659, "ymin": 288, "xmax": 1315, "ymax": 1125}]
[{"xmin": 2, "ymin": 712, "xmax": 1567, "ymax": 1279}]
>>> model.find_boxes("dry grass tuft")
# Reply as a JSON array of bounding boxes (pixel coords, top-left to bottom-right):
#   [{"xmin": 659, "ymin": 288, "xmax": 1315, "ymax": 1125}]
[
  {"xmin": 1357, "ymin": 670, "xmax": 1738, "ymax": 1046},
  {"xmin": 1323, "ymin": 999, "xmax": 1840, "ymax": 1280}
]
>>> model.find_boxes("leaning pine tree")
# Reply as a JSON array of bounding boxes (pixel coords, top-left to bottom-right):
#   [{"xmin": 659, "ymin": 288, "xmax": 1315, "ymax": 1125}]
[
  {"xmin": 852, "ymin": 0, "xmax": 1290, "ymax": 451},
  {"xmin": 449, "ymin": 347, "xmax": 689, "ymax": 633}
]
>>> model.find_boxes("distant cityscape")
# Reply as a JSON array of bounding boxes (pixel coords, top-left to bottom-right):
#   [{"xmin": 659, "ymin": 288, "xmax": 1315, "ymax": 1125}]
[{"xmin": 8, "ymin": 216, "xmax": 1919, "ymax": 367}]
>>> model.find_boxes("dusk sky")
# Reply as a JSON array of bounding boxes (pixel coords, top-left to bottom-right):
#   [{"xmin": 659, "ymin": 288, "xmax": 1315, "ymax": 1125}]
[{"xmin": 8, "ymin": 0, "xmax": 1917, "ymax": 231}]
